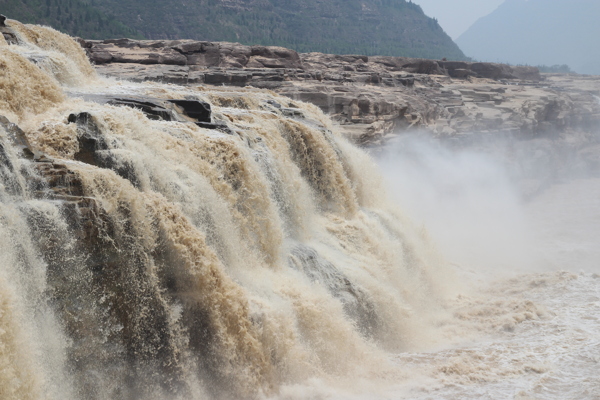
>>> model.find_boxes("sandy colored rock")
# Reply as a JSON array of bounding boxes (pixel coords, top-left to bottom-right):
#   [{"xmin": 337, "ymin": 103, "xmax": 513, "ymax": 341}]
[{"xmin": 81, "ymin": 38, "xmax": 600, "ymax": 147}]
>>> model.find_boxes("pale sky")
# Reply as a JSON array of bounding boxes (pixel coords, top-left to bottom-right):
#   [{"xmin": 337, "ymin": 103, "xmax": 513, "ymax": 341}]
[{"xmin": 412, "ymin": 0, "xmax": 505, "ymax": 39}]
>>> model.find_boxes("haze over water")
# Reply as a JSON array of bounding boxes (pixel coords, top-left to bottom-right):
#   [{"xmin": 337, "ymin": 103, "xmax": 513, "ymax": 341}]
[
  {"xmin": 375, "ymin": 136, "xmax": 600, "ymax": 399},
  {"xmin": 0, "ymin": 18, "xmax": 599, "ymax": 400}
]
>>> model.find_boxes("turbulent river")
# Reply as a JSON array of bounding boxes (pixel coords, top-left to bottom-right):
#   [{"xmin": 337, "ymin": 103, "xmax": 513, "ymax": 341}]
[{"xmin": 0, "ymin": 21, "xmax": 598, "ymax": 400}]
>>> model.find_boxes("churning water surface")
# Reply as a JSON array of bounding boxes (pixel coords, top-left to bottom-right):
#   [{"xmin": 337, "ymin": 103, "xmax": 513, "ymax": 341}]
[
  {"xmin": 360, "ymin": 142, "xmax": 600, "ymax": 400},
  {"xmin": 1, "ymin": 19, "xmax": 598, "ymax": 400},
  {"xmin": 274, "ymin": 146, "xmax": 600, "ymax": 400}
]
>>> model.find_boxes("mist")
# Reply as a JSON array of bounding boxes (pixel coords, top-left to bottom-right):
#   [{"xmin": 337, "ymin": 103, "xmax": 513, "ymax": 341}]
[
  {"xmin": 412, "ymin": 0, "xmax": 504, "ymax": 39},
  {"xmin": 376, "ymin": 132, "xmax": 600, "ymax": 279},
  {"xmin": 457, "ymin": 0, "xmax": 600, "ymax": 75},
  {"xmin": 1, "ymin": 11, "xmax": 599, "ymax": 399}
]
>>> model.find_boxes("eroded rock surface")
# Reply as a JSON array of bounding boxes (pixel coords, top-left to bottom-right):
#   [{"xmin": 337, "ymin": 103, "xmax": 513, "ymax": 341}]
[{"xmin": 80, "ymin": 39, "xmax": 599, "ymax": 144}]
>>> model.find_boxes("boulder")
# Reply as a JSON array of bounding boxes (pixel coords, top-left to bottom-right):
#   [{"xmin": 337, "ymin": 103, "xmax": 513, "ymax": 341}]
[
  {"xmin": 402, "ymin": 60, "xmax": 445, "ymax": 75},
  {"xmin": 217, "ymin": 42, "xmax": 252, "ymax": 67},
  {"xmin": 90, "ymin": 51, "xmax": 114, "ymax": 64},
  {"xmin": 168, "ymin": 100, "xmax": 211, "ymax": 123},
  {"xmin": 193, "ymin": 42, "xmax": 224, "ymax": 66},
  {"xmin": 171, "ymin": 41, "xmax": 204, "ymax": 54},
  {"xmin": 250, "ymin": 45, "xmax": 303, "ymax": 69}
]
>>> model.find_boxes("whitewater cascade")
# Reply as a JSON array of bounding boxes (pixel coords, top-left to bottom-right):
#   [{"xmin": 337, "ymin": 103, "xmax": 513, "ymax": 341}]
[{"xmin": 0, "ymin": 20, "xmax": 450, "ymax": 400}]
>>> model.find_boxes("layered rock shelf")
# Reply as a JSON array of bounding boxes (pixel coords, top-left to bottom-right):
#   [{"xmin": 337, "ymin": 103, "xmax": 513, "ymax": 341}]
[{"xmin": 82, "ymin": 39, "xmax": 600, "ymax": 147}]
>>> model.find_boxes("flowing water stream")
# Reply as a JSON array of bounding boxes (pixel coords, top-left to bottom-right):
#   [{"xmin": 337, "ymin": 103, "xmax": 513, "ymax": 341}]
[{"xmin": 0, "ymin": 20, "xmax": 598, "ymax": 400}]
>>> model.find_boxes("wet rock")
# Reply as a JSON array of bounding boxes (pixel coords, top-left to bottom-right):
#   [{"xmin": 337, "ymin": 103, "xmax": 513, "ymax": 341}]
[
  {"xmin": 0, "ymin": 141, "xmax": 20, "ymax": 196},
  {"xmin": 168, "ymin": 100, "xmax": 211, "ymax": 123},
  {"xmin": 69, "ymin": 112, "xmax": 108, "ymax": 165},
  {"xmin": 0, "ymin": 17, "xmax": 18, "ymax": 44},
  {"xmin": 73, "ymin": 95, "xmax": 232, "ymax": 137},
  {"xmin": 30, "ymin": 159, "xmax": 186, "ymax": 395},
  {"xmin": 289, "ymin": 244, "xmax": 379, "ymax": 337},
  {"xmin": 195, "ymin": 121, "xmax": 233, "ymax": 134},
  {"xmin": 0, "ymin": 115, "xmax": 37, "ymax": 159},
  {"xmin": 35, "ymin": 161, "xmax": 86, "ymax": 198},
  {"xmin": 107, "ymin": 98, "xmax": 178, "ymax": 121},
  {"xmin": 69, "ymin": 112, "xmax": 140, "ymax": 187},
  {"xmin": 265, "ymin": 100, "xmax": 282, "ymax": 109}
]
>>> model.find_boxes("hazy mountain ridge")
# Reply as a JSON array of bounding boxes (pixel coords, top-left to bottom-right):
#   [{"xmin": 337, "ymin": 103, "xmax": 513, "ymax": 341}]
[
  {"xmin": 457, "ymin": 0, "xmax": 600, "ymax": 75},
  {"xmin": 1, "ymin": 0, "xmax": 467, "ymax": 60}
]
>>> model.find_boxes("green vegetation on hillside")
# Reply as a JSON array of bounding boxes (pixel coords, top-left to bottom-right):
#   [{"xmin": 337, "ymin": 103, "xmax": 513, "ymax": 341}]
[
  {"xmin": 1, "ymin": 0, "xmax": 141, "ymax": 39},
  {"xmin": 2, "ymin": 0, "xmax": 466, "ymax": 60},
  {"xmin": 92, "ymin": 0, "xmax": 466, "ymax": 59}
]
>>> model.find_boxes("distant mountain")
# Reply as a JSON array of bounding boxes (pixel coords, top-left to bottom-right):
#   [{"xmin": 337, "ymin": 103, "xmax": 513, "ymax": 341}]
[
  {"xmin": 1, "ymin": 0, "xmax": 467, "ymax": 60},
  {"xmin": 1, "ymin": 0, "xmax": 141, "ymax": 39},
  {"xmin": 457, "ymin": 0, "xmax": 600, "ymax": 75}
]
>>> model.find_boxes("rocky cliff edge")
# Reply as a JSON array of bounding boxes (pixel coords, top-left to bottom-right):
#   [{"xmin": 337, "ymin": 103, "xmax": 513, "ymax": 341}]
[{"xmin": 76, "ymin": 38, "xmax": 600, "ymax": 148}]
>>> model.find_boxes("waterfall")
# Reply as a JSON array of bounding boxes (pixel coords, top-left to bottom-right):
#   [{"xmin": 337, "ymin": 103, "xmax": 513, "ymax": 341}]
[{"xmin": 0, "ymin": 20, "xmax": 450, "ymax": 399}]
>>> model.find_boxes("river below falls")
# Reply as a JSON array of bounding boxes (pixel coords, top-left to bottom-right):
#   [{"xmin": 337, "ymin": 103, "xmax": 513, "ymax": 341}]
[
  {"xmin": 271, "ymin": 178, "xmax": 600, "ymax": 399},
  {"xmin": 2, "ymin": 21, "xmax": 599, "ymax": 399},
  {"xmin": 389, "ymin": 170, "xmax": 600, "ymax": 399}
]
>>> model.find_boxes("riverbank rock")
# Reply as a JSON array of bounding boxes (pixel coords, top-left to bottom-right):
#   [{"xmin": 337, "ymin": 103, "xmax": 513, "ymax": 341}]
[{"xmin": 79, "ymin": 39, "xmax": 600, "ymax": 147}]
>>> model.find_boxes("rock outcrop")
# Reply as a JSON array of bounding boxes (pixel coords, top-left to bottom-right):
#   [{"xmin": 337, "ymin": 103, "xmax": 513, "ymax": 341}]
[
  {"xmin": 80, "ymin": 39, "xmax": 600, "ymax": 147},
  {"xmin": 85, "ymin": 39, "xmax": 304, "ymax": 70},
  {"xmin": 0, "ymin": 14, "xmax": 18, "ymax": 44},
  {"xmin": 3, "ymin": 17, "xmax": 600, "ymax": 400}
]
